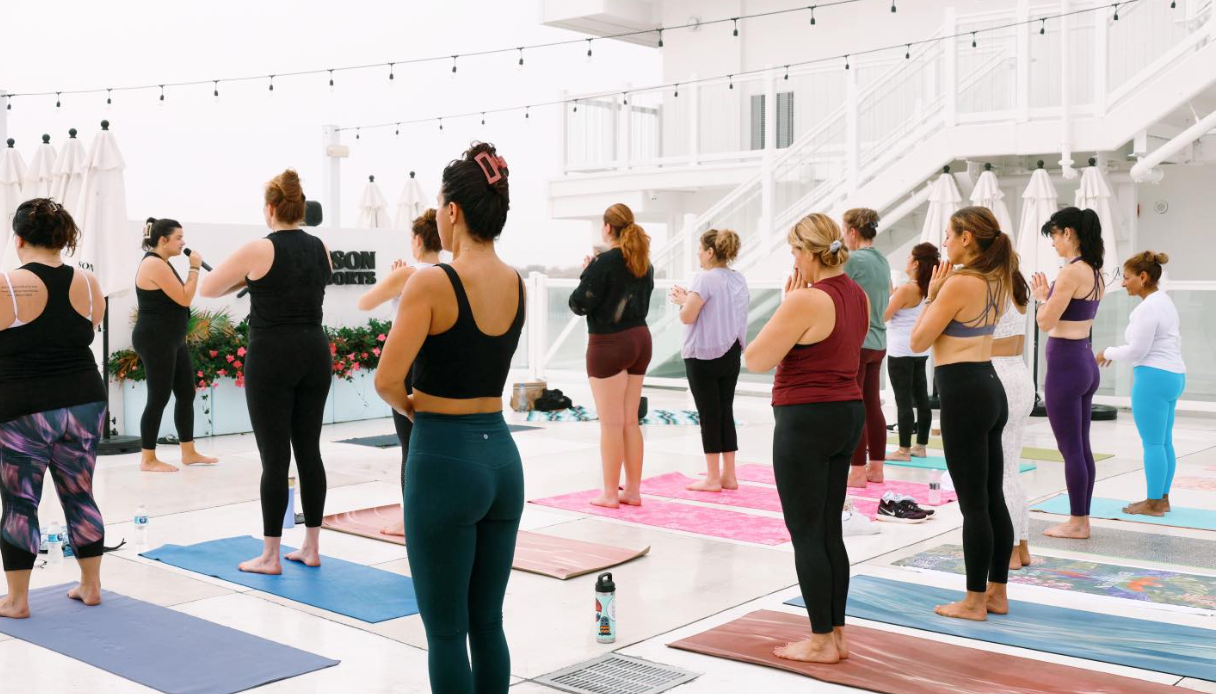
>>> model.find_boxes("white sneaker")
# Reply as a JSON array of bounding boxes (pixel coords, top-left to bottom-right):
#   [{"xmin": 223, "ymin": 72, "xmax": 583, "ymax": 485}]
[{"xmin": 841, "ymin": 510, "xmax": 881, "ymax": 536}]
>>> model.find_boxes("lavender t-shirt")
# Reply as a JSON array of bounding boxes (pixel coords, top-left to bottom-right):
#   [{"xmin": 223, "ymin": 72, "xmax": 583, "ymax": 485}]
[{"xmin": 682, "ymin": 268, "xmax": 750, "ymax": 360}]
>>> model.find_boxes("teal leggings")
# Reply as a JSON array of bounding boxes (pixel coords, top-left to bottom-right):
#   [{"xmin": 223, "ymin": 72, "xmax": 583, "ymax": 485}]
[
  {"xmin": 404, "ymin": 411, "xmax": 524, "ymax": 694},
  {"xmin": 1132, "ymin": 366, "xmax": 1186, "ymax": 500}
]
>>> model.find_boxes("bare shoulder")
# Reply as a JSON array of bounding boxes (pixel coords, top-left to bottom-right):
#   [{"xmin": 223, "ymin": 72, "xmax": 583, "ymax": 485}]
[
  {"xmin": 894, "ymin": 282, "xmax": 920, "ymax": 302},
  {"xmin": 402, "ymin": 265, "xmax": 451, "ymax": 294},
  {"xmin": 795, "ymin": 286, "xmax": 834, "ymax": 310}
]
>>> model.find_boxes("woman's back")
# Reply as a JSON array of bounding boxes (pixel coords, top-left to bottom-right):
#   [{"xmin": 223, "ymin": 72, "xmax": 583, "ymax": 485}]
[
  {"xmin": 772, "ymin": 274, "xmax": 868, "ymax": 406},
  {"xmin": 246, "ymin": 230, "xmax": 331, "ymax": 329},
  {"xmin": 569, "ymin": 248, "xmax": 654, "ymax": 333}
]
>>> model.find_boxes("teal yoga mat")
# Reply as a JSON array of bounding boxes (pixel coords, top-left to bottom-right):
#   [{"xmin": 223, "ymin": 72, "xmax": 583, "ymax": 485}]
[
  {"xmin": 143, "ymin": 536, "xmax": 418, "ymax": 623},
  {"xmin": 1032, "ymin": 495, "xmax": 1216, "ymax": 531},
  {"xmin": 787, "ymin": 575, "xmax": 1216, "ymax": 680},
  {"xmin": 884, "ymin": 453, "xmax": 1036, "ymax": 473}
]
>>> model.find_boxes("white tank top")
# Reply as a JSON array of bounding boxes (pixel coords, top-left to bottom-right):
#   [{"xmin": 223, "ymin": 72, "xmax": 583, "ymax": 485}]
[
  {"xmin": 993, "ymin": 298, "xmax": 1027, "ymax": 340},
  {"xmin": 886, "ymin": 298, "xmax": 926, "ymax": 358}
]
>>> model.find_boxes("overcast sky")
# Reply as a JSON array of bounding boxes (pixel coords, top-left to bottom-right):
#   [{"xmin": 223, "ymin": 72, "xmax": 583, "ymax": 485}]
[{"xmin": 0, "ymin": 1, "xmax": 660, "ymax": 268}]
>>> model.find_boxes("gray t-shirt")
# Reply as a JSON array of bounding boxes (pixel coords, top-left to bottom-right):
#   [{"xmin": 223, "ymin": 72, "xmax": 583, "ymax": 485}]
[{"xmin": 844, "ymin": 247, "xmax": 890, "ymax": 351}]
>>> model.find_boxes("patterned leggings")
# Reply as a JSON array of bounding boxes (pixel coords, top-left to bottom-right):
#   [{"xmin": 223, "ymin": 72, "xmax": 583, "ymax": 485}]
[
  {"xmin": 993, "ymin": 356, "xmax": 1034, "ymax": 543},
  {"xmin": 0, "ymin": 402, "xmax": 107, "ymax": 571}
]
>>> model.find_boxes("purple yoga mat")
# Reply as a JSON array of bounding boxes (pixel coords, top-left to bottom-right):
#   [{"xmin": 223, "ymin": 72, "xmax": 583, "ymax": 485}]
[{"xmin": 0, "ymin": 584, "xmax": 338, "ymax": 694}]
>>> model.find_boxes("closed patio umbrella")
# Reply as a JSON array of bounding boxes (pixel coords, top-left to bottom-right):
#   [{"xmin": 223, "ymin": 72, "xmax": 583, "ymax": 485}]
[
  {"xmin": 395, "ymin": 171, "xmax": 429, "ymax": 229},
  {"xmin": 22, "ymin": 134, "xmax": 57, "ymax": 199},
  {"xmin": 919, "ymin": 166, "xmax": 962, "ymax": 245},
  {"xmin": 1074, "ymin": 160, "xmax": 1123, "ymax": 288},
  {"xmin": 0, "ymin": 138, "xmax": 28, "ymax": 272},
  {"xmin": 969, "ymin": 164, "xmax": 1014, "ymax": 234},
  {"xmin": 356, "ymin": 175, "xmax": 392, "ymax": 229},
  {"xmin": 51, "ymin": 128, "xmax": 88, "ymax": 218},
  {"xmin": 1015, "ymin": 163, "xmax": 1060, "ymax": 283}
]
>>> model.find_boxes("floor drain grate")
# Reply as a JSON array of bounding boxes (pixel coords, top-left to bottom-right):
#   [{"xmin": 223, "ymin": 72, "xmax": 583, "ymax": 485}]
[{"xmin": 535, "ymin": 654, "xmax": 699, "ymax": 694}]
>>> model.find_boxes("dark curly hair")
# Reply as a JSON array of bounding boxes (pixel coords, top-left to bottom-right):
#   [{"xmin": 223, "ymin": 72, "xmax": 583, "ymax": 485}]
[
  {"xmin": 13, "ymin": 198, "xmax": 80, "ymax": 253},
  {"xmin": 440, "ymin": 142, "xmax": 510, "ymax": 242}
]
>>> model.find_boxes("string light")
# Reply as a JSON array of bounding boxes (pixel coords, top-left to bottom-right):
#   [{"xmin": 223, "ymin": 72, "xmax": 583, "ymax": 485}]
[
  {"xmin": 809, "ymin": 5, "xmax": 817, "ymax": 25},
  {"xmin": 674, "ymin": 83, "xmax": 679, "ymax": 98},
  {"xmin": 395, "ymin": 123, "xmax": 400, "ymax": 135},
  {"xmin": 517, "ymin": 48, "xmax": 524, "ymax": 69},
  {"xmin": 451, "ymin": 55, "xmax": 458, "ymax": 75},
  {"xmin": 355, "ymin": 128, "xmax": 360, "ymax": 140},
  {"xmin": 56, "ymin": 92, "xmax": 61, "ymax": 108},
  {"xmin": 784, "ymin": 65, "xmax": 789, "ymax": 80},
  {"xmin": 657, "ymin": 29, "xmax": 664, "ymax": 48},
  {"xmin": 905, "ymin": 44, "xmax": 911, "ymax": 59},
  {"xmin": 1113, "ymin": 3, "xmax": 1119, "ymax": 20},
  {"xmin": 268, "ymin": 75, "xmax": 275, "ymax": 93},
  {"xmin": 1040, "ymin": 18, "xmax": 1046, "ymax": 35},
  {"xmin": 5, "ymin": 96, "xmax": 11, "ymax": 111},
  {"xmin": 728, "ymin": 74, "xmax": 734, "ymax": 90},
  {"xmin": 159, "ymin": 85, "xmax": 165, "ymax": 104},
  {"xmin": 212, "ymin": 81, "xmax": 219, "ymax": 101},
  {"xmin": 481, "ymin": 112, "xmax": 486, "ymax": 125},
  {"xmin": 388, "ymin": 63, "xmax": 395, "ymax": 83},
  {"xmin": 890, "ymin": 0, "xmax": 897, "ymax": 12},
  {"xmin": 525, "ymin": 106, "xmax": 530, "ymax": 119},
  {"xmin": 328, "ymin": 69, "xmax": 335, "ymax": 92},
  {"xmin": 586, "ymin": 39, "xmax": 593, "ymax": 62},
  {"xmin": 106, "ymin": 88, "xmax": 112, "ymax": 106},
  {"xmin": 732, "ymin": 18, "xmax": 739, "ymax": 36},
  {"xmin": 438, "ymin": 118, "xmax": 443, "ymax": 131},
  {"xmin": 845, "ymin": 54, "xmax": 850, "ymax": 70},
  {"xmin": 572, "ymin": 99, "xmax": 578, "ymax": 113},
  {"xmin": 623, "ymin": 92, "xmax": 629, "ymax": 104},
  {"xmin": 971, "ymin": 31, "xmax": 977, "ymax": 48}
]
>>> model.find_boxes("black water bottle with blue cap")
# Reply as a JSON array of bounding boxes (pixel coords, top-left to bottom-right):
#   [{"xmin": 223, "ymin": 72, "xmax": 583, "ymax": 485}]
[{"xmin": 595, "ymin": 572, "xmax": 616, "ymax": 643}]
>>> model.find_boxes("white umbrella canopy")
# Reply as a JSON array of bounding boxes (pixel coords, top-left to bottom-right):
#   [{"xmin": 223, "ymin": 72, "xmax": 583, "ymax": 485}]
[
  {"xmin": 1074, "ymin": 164, "xmax": 1123, "ymax": 288},
  {"xmin": 919, "ymin": 168, "xmax": 962, "ymax": 246},
  {"xmin": 22, "ymin": 134, "xmax": 57, "ymax": 199},
  {"xmin": 395, "ymin": 171, "xmax": 429, "ymax": 229},
  {"xmin": 969, "ymin": 167, "xmax": 1014, "ymax": 234},
  {"xmin": 50, "ymin": 128, "xmax": 88, "ymax": 218},
  {"xmin": 1015, "ymin": 166, "xmax": 1061, "ymax": 283},
  {"xmin": 0, "ymin": 139, "xmax": 29, "ymax": 273},
  {"xmin": 356, "ymin": 175, "xmax": 392, "ymax": 229},
  {"xmin": 72, "ymin": 121, "xmax": 136, "ymax": 298}
]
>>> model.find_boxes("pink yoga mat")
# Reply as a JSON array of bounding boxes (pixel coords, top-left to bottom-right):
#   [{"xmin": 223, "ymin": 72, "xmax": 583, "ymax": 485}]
[
  {"xmin": 733, "ymin": 463, "xmax": 957, "ymax": 504},
  {"xmin": 1174, "ymin": 476, "xmax": 1216, "ymax": 492},
  {"xmin": 643, "ymin": 472, "xmax": 913, "ymax": 521},
  {"xmin": 529, "ymin": 490, "xmax": 791, "ymax": 545}
]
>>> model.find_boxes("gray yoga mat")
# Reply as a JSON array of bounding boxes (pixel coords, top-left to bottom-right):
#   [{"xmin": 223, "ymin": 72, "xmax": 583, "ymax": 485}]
[
  {"xmin": 0, "ymin": 583, "xmax": 338, "ymax": 694},
  {"xmin": 1029, "ymin": 518, "xmax": 1216, "ymax": 570}
]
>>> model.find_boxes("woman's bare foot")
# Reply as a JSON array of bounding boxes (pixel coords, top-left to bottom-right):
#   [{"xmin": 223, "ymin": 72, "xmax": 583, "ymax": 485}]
[
  {"xmin": 618, "ymin": 492, "xmax": 643, "ymax": 506},
  {"xmin": 1123, "ymin": 498, "xmax": 1166, "ymax": 516},
  {"xmin": 1163, "ymin": 494, "xmax": 1171, "ymax": 513},
  {"xmin": 140, "ymin": 458, "xmax": 178, "ymax": 473},
  {"xmin": 67, "ymin": 582, "xmax": 102, "ymax": 606},
  {"xmin": 380, "ymin": 520, "xmax": 405, "ymax": 537},
  {"xmin": 832, "ymin": 628, "xmax": 849, "ymax": 660},
  {"xmin": 285, "ymin": 546, "xmax": 321, "ymax": 567},
  {"xmin": 1009, "ymin": 547, "xmax": 1023, "ymax": 571},
  {"xmin": 0, "ymin": 595, "xmax": 29, "ymax": 619},
  {"xmin": 910, "ymin": 444, "xmax": 928, "ymax": 458},
  {"xmin": 866, "ymin": 460, "xmax": 885, "ymax": 484},
  {"xmin": 887, "ymin": 448, "xmax": 912, "ymax": 461},
  {"xmin": 847, "ymin": 466, "xmax": 869, "ymax": 489},
  {"xmin": 774, "ymin": 634, "xmax": 840, "ymax": 664},
  {"xmin": 181, "ymin": 453, "xmax": 219, "ymax": 465},
  {"xmin": 934, "ymin": 592, "xmax": 988, "ymax": 621},
  {"xmin": 1042, "ymin": 517, "xmax": 1090, "ymax": 539},
  {"xmin": 590, "ymin": 494, "xmax": 621, "ymax": 509},
  {"xmin": 985, "ymin": 583, "xmax": 1009, "ymax": 615},
  {"xmin": 686, "ymin": 478, "xmax": 723, "ymax": 492},
  {"xmin": 238, "ymin": 554, "xmax": 282, "ymax": 575},
  {"xmin": 1018, "ymin": 542, "xmax": 1033, "ymax": 567},
  {"xmin": 721, "ymin": 475, "xmax": 739, "ymax": 490}
]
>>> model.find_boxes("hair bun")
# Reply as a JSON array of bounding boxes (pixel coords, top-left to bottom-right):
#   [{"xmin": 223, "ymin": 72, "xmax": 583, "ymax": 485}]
[{"xmin": 1154, "ymin": 252, "xmax": 1170, "ymax": 265}]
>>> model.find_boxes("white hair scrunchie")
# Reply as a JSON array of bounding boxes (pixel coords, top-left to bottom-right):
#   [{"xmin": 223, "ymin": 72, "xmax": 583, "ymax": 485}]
[{"xmin": 829, "ymin": 240, "xmax": 843, "ymax": 253}]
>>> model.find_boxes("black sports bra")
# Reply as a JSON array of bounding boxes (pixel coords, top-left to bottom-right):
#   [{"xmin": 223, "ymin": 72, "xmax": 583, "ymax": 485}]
[{"xmin": 411, "ymin": 264, "xmax": 525, "ymax": 399}]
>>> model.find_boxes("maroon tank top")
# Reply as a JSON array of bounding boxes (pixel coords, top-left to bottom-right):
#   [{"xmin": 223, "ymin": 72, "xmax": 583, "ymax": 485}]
[{"xmin": 772, "ymin": 273, "xmax": 868, "ymax": 406}]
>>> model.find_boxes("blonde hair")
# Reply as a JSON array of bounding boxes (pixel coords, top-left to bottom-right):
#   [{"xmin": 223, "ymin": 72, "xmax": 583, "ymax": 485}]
[
  {"xmin": 843, "ymin": 208, "xmax": 880, "ymax": 240},
  {"xmin": 700, "ymin": 228, "xmax": 741, "ymax": 265},
  {"xmin": 604, "ymin": 203, "xmax": 650, "ymax": 278},
  {"xmin": 788, "ymin": 213, "xmax": 849, "ymax": 267}
]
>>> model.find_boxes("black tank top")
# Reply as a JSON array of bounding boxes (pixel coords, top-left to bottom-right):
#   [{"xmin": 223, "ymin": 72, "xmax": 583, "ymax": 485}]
[
  {"xmin": 0, "ymin": 263, "xmax": 106, "ymax": 422},
  {"xmin": 246, "ymin": 230, "xmax": 332, "ymax": 329},
  {"xmin": 411, "ymin": 264, "xmax": 525, "ymax": 399},
  {"xmin": 135, "ymin": 252, "xmax": 190, "ymax": 334}
]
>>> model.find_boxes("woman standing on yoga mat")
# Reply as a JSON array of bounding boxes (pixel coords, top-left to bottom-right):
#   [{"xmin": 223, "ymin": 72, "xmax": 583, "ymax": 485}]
[
  {"xmin": 201, "ymin": 170, "xmax": 333, "ymax": 575},
  {"xmin": 0, "ymin": 199, "xmax": 108, "ymax": 618},
  {"xmin": 1096, "ymin": 251, "xmax": 1184, "ymax": 517},
  {"xmin": 1030, "ymin": 207, "xmax": 1105, "ymax": 540},
  {"xmin": 910, "ymin": 206, "xmax": 1015, "ymax": 621},
  {"xmin": 357, "ymin": 209, "xmax": 441, "ymax": 537},
  {"xmin": 569, "ymin": 203, "xmax": 654, "ymax": 509},
  {"xmin": 884, "ymin": 242, "xmax": 938, "ymax": 462},
  {"xmin": 991, "ymin": 270, "xmax": 1034, "ymax": 570},
  {"xmin": 132, "ymin": 217, "xmax": 218, "ymax": 473},
  {"xmin": 375, "ymin": 142, "xmax": 524, "ymax": 694},
  {"xmin": 670, "ymin": 228, "xmax": 748, "ymax": 493},
  {"xmin": 842, "ymin": 208, "xmax": 890, "ymax": 488},
  {"xmin": 745, "ymin": 213, "xmax": 867, "ymax": 664}
]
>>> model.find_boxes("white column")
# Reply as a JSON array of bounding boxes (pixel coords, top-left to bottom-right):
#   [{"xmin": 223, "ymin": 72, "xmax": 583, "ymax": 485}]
[
  {"xmin": 1059, "ymin": 0, "xmax": 1076, "ymax": 178},
  {"xmin": 761, "ymin": 67, "xmax": 777, "ymax": 245},
  {"xmin": 1016, "ymin": 0, "xmax": 1030, "ymax": 122},
  {"xmin": 845, "ymin": 64, "xmax": 860, "ymax": 194},
  {"xmin": 688, "ymin": 74, "xmax": 700, "ymax": 166},
  {"xmin": 321, "ymin": 125, "xmax": 342, "ymax": 228},
  {"xmin": 1093, "ymin": 5, "xmax": 1108, "ymax": 117},
  {"xmin": 944, "ymin": 8, "xmax": 957, "ymax": 128}
]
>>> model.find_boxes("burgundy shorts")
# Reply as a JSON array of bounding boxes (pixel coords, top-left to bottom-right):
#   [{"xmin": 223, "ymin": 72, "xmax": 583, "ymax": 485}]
[{"xmin": 586, "ymin": 326, "xmax": 652, "ymax": 379}]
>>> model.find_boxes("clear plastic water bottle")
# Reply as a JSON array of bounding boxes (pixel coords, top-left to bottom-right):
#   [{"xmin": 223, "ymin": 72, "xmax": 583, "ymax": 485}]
[
  {"xmin": 46, "ymin": 523, "xmax": 64, "ymax": 566},
  {"xmin": 514, "ymin": 383, "xmax": 528, "ymax": 413},
  {"xmin": 595, "ymin": 572, "xmax": 617, "ymax": 643},
  {"xmin": 134, "ymin": 505, "xmax": 150, "ymax": 549},
  {"xmin": 928, "ymin": 470, "xmax": 942, "ymax": 506}
]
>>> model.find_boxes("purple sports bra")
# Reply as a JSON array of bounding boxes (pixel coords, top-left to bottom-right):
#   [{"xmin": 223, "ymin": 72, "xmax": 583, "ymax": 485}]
[{"xmin": 1048, "ymin": 257, "xmax": 1101, "ymax": 321}]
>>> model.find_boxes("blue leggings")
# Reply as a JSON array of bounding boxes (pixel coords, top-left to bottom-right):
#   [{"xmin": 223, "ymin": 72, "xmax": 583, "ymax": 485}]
[{"xmin": 1132, "ymin": 366, "xmax": 1186, "ymax": 500}]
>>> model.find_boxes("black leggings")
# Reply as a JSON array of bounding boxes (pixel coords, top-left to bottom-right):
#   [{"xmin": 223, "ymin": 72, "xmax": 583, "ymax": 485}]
[
  {"xmin": 244, "ymin": 326, "xmax": 332, "ymax": 537},
  {"xmin": 935, "ymin": 361, "xmax": 1013, "ymax": 592},
  {"xmin": 132, "ymin": 321, "xmax": 195, "ymax": 451},
  {"xmin": 887, "ymin": 356, "xmax": 930, "ymax": 448},
  {"xmin": 392, "ymin": 410, "xmax": 412, "ymax": 490},
  {"xmin": 684, "ymin": 342, "xmax": 741, "ymax": 454},
  {"xmin": 773, "ymin": 400, "xmax": 864, "ymax": 634}
]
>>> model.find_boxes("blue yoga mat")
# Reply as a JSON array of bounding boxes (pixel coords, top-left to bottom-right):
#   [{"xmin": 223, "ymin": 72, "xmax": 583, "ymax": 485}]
[
  {"xmin": 0, "ymin": 583, "xmax": 337, "ymax": 694},
  {"xmin": 786, "ymin": 575, "xmax": 1216, "ymax": 680},
  {"xmin": 143, "ymin": 536, "xmax": 418, "ymax": 623},
  {"xmin": 1033, "ymin": 495, "xmax": 1216, "ymax": 531},
  {"xmin": 884, "ymin": 453, "xmax": 1036, "ymax": 473}
]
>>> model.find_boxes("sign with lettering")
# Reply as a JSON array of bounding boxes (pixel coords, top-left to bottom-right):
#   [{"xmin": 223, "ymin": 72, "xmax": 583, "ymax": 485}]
[{"xmin": 329, "ymin": 250, "xmax": 376, "ymax": 285}]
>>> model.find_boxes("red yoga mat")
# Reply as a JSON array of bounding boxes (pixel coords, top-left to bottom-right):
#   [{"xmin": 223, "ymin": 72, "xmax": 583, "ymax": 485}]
[
  {"xmin": 669, "ymin": 610, "xmax": 1182, "ymax": 694},
  {"xmin": 321, "ymin": 504, "xmax": 650, "ymax": 579}
]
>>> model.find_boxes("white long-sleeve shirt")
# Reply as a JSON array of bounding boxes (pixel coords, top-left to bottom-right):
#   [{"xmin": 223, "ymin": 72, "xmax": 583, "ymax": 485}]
[{"xmin": 1104, "ymin": 290, "xmax": 1185, "ymax": 373}]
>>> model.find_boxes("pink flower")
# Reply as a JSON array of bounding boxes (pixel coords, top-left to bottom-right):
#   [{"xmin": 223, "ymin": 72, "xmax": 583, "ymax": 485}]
[
  {"xmin": 352, "ymin": 362, "xmax": 361, "ymax": 371},
  {"xmin": 237, "ymin": 347, "xmax": 247, "ymax": 357},
  {"xmin": 198, "ymin": 380, "xmax": 207, "ymax": 388},
  {"xmin": 372, "ymin": 347, "xmax": 381, "ymax": 357},
  {"xmin": 233, "ymin": 360, "xmax": 243, "ymax": 369},
  {"xmin": 209, "ymin": 350, "xmax": 219, "ymax": 358},
  {"xmin": 330, "ymin": 344, "xmax": 338, "ymax": 355},
  {"xmin": 361, "ymin": 352, "xmax": 368, "ymax": 359},
  {"xmin": 226, "ymin": 355, "xmax": 235, "ymax": 363},
  {"xmin": 197, "ymin": 370, "xmax": 204, "ymax": 377},
  {"xmin": 235, "ymin": 378, "xmax": 245, "ymax": 388},
  {"xmin": 377, "ymin": 334, "xmax": 387, "ymax": 342},
  {"xmin": 217, "ymin": 369, "xmax": 228, "ymax": 377}
]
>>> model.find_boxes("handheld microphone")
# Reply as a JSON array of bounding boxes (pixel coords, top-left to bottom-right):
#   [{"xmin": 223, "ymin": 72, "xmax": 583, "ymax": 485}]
[{"xmin": 183, "ymin": 248, "xmax": 212, "ymax": 271}]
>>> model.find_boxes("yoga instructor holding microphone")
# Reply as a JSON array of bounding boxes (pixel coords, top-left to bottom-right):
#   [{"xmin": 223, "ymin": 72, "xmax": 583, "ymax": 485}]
[{"xmin": 132, "ymin": 218, "xmax": 218, "ymax": 472}]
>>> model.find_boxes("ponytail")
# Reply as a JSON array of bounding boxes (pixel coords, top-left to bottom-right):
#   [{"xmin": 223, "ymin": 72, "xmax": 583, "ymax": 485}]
[
  {"xmin": 949, "ymin": 206, "xmax": 1026, "ymax": 308},
  {"xmin": 1043, "ymin": 206, "xmax": 1104, "ymax": 271},
  {"xmin": 910, "ymin": 242, "xmax": 940, "ymax": 299},
  {"xmin": 603, "ymin": 203, "xmax": 650, "ymax": 278}
]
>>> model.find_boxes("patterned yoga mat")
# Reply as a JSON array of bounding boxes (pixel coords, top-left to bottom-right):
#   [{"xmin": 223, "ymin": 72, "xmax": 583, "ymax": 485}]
[
  {"xmin": 1174, "ymin": 476, "xmax": 1216, "ymax": 493},
  {"xmin": 894, "ymin": 544, "xmax": 1216, "ymax": 611},
  {"xmin": 885, "ymin": 434, "xmax": 1113, "ymax": 463},
  {"xmin": 526, "ymin": 406, "xmax": 738, "ymax": 426}
]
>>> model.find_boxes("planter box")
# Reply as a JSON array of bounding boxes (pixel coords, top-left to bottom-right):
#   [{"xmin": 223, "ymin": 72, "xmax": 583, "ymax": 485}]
[
  {"xmin": 332, "ymin": 371, "xmax": 391, "ymax": 423},
  {"xmin": 122, "ymin": 381, "xmax": 213, "ymax": 440}
]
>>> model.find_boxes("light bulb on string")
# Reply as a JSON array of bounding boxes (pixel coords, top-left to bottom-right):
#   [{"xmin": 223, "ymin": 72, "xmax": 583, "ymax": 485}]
[
  {"xmin": 1040, "ymin": 19, "xmax": 1046, "ymax": 35},
  {"xmin": 971, "ymin": 32, "xmax": 977, "ymax": 48},
  {"xmin": 674, "ymin": 83, "xmax": 679, "ymax": 98},
  {"xmin": 56, "ymin": 92, "xmax": 61, "ymax": 109},
  {"xmin": 355, "ymin": 128, "xmax": 360, "ymax": 141},
  {"xmin": 844, "ymin": 54, "xmax": 850, "ymax": 70},
  {"xmin": 395, "ymin": 123, "xmax": 400, "ymax": 136},
  {"xmin": 1113, "ymin": 4, "xmax": 1119, "ymax": 20},
  {"xmin": 329, "ymin": 69, "xmax": 335, "ymax": 93},
  {"xmin": 809, "ymin": 6, "xmax": 816, "ymax": 25},
  {"xmin": 159, "ymin": 85, "xmax": 165, "ymax": 107},
  {"xmin": 451, "ymin": 55, "xmax": 458, "ymax": 79},
  {"xmin": 439, "ymin": 118, "xmax": 444, "ymax": 131},
  {"xmin": 657, "ymin": 29, "xmax": 664, "ymax": 48},
  {"xmin": 891, "ymin": 0, "xmax": 897, "ymax": 12},
  {"xmin": 268, "ymin": 75, "xmax": 275, "ymax": 96},
  {"xmin": 389, "ymin": 63, "xmax": 395, "ymax": 84},
  {"xmin": 525, "ymin": 106, "xmax": 530, "ymax": 120},
  {"xmin": 572, "ymin": 100, "xmax": 578, "ymax": 113},
  {"xmin": 732, "ymin": 18, "xmax": 739, "ymax": 36},
  {"xmin": 784, "ymin": 66, "xmax": 789, "ymax": 80},
  {"xmin": 5, "ymin": 96, "xmax": 11, "ymax": 111},
  {"xmin": 481, "ymin": 112, "xmax": 486, "ymax": 126},
  {"xmin": 586, "ymin": 39, "xmax": 593, "ymax": 62},
  {"xmin": 905, "ymin": 44, "xmax": 911, "ymax": 59},
  {"xmin": 728, "ymin": 75, "xmax": 734, "ymax": 90},
  {"xmin": 623, "ymin": 92, "xmax": 629, "ymax": 105},
  {"xmin": 106, "ymin": 88, "xmax": 113, "ymax": 106},
  {"xmin": 517, "ymin": 48, "xmax": 525, "ymax": 71},
  {"xmin": 213, "ymin": 82, "xmax": 219, "ymax": 103}
]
